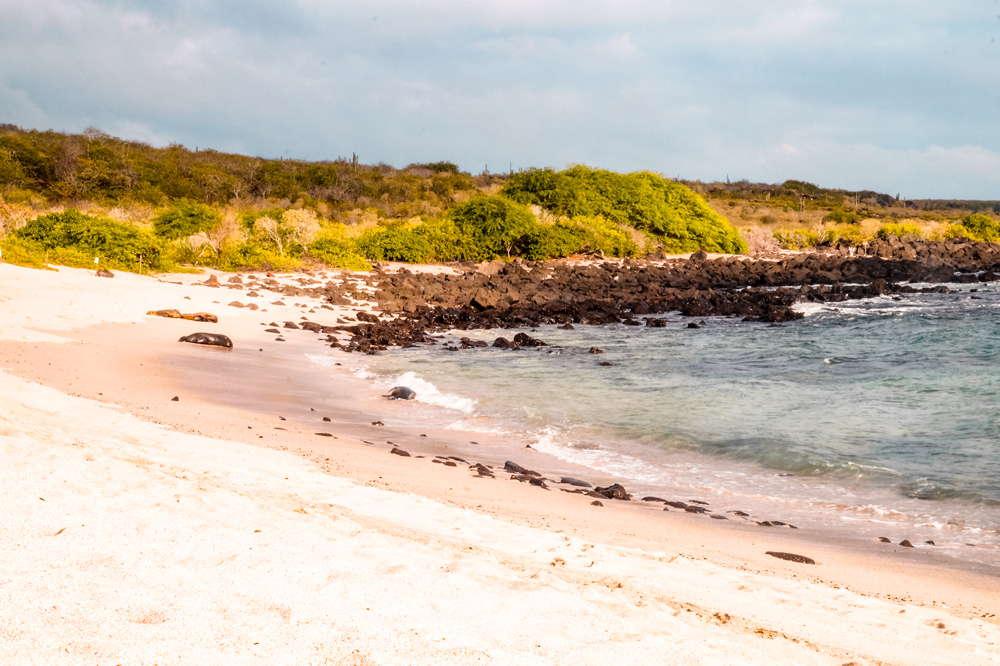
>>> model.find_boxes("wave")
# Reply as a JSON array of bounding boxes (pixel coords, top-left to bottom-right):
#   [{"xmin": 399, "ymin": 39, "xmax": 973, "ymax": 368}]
[{"xmin": 380, "ymin": 370, "xmax": 476, "ymax": 413}]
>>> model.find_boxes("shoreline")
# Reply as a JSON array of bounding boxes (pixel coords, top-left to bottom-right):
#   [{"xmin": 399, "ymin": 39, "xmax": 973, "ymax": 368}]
[{"xmin": 3, "ymin": 262, "xmax": 1000, "ymax": 664}]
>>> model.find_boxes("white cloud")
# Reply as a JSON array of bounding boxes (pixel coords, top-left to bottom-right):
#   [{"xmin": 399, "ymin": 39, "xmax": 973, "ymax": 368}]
[{"xmin": 1, "ymin": 0, "xmax": 998, "ymax": 197}]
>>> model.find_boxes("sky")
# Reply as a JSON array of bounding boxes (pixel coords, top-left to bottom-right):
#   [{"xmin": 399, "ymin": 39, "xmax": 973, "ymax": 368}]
[{"xmin": 1, "ymin": 0, "xmax": 999, "ymax": 199}]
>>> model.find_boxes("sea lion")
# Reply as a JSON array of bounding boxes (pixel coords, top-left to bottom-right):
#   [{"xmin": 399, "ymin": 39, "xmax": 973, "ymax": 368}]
[
  {"xmin": 182, "ymin": 313, "xmax": 218, "ymax": 323},
  {"xmin": 148, "ymin": 309, "xmax": 182, "ymax": 318},
  {"xmin": 386, "ymin": 386, "xmax": 416, "ymax": 400},
  {"xmin": 178, "ymin": 332, "xmax": 233, "ymax": 348}
]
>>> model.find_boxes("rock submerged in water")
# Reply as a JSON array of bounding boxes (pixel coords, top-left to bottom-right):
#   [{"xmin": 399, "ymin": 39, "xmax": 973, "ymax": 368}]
[
  {"xmin": 178, "ymin": 332, "xmax": 233, "ymax": 348},
  {"xmin": 386, "ymin": 386, "xmax": 416, "ymax": 400}
]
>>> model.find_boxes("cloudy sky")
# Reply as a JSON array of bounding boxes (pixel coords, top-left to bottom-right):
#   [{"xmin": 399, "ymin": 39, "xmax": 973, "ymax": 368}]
[{"xmin": 2, "ymin": 0, "xmax": 998, "ymax": 198}]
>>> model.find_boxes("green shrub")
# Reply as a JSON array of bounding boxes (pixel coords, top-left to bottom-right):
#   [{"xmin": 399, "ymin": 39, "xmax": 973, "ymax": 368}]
[
  {"xmin": 0, "ymin": 236, "xmax": 50, "ymax": 270},
  {"xmin": 823, "ymin": 208, "xmax": 860, "ymax": 225},
  {"xmin": 216, "ymin": 241, "xmax": 300, "ymax": 272},
  {"xmin": 152, "ymin": 199, "xmax": 221, "ymax": 240},
  {"xmin": 410, "ymin": 218, "xmax": 479, "ymax": 262},
  {"xmin": 875, "ymin": 223, "xmax": 924, "ymax": 241},
  {"xmin": 501, "ymin": 166, "xmax": 746, "ymax": 254},
  {"xmin": 773, "ymin": 229, "xmax": 821, "ymax": 250},
  {"xmin": 781, "ymin": 180, "xmax": 822, "ymax": 196},
  {"xmin": 959, "ymin": 213, "xmax": 1000, "ymax": 241},
  {"xmin": 354, "ymin": 225, "xmax": 434, "ymax": 263},
  {"xmin": 310, "ymin": 236, "xmax": 371, "ymax": 271},
  {"xmin": 516, "ymin": 217, "xmax": 641, "ymax": 260},
  {"xmin": 448, "ymin": 196, "xmax": 538, "ymax": 260},
  {"xmin": 15, "ymin": 209, "xmax": 163, "ymax": 270}
]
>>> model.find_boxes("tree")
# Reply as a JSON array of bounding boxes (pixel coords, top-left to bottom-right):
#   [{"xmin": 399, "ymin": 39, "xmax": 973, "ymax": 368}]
[
  {"xmin": 282, "ymin": 208, "xmax": 321, "ymax": 254},
  {"xmin": 254, "ymin": 215, "xmax": 286, "ymax": 256}
]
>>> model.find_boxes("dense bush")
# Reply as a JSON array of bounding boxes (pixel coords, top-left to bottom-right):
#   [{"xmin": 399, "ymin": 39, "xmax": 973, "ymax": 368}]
[
  {"xmin": 448, "ymin": 196, "xmax": 538, "ymax": 260},
  {"xmin": 823, "ymin": 208, "xmax": 860, "ymax": 225},
  {"xmin": 216, "ymin": 241, "xmax": 300, "ymax": 272},
  {"xmin": 518, "ymin": 217, "xmax": 640, "ymax": 261},
  {"xmin": 781, "ymin": 180, "xmax": 823, "ymax": 196},
  {"xmin": 309, "ymin": 236, "xmax": 371, "ymax": 271},
  {"xmin": 354, "ymin": 224, "xmax": 435, "ymax": 263},
  {"xmin": 959, "ymin": 213, "xmax": 1000, "ymax": 241},
  {"xmin": 152, "ymin": 200, "xmax": 222, "ymax": 239},
  {"xmin": 772, "ymin": 229, "xmax": 822, "ymax": 250},
  {"xmin": 15, "ymin": 209, "xmax": 163, "ymax": 270},
  {"xmin": 875, "ymin": 223, "xmax": 924, "ymax": 241},
  {"xmin": 502, "ymin": 166, "xmax": 746, "ymax": 254}
]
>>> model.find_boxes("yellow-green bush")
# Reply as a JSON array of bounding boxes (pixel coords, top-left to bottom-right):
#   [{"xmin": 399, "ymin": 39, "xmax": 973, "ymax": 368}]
[
  {"xmin": 773, "ymin": 229, "xmax": 821, "ymax": 250},
  {"xmin": 875, "ymin": 223, "xmax": 924, "ymax": 241}
]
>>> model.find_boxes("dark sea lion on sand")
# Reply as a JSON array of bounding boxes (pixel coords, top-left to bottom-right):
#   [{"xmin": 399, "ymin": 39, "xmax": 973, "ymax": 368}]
[
  {"xmin": 179, "ymin": 332, "xmax": 233, "ymax": 348},
  {"xmin": 386, "ymin": 386, "xmax": 416, "ymax": 400}
]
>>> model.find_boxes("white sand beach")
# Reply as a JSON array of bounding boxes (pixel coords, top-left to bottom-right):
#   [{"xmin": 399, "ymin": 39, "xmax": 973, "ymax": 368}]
[{"xmin": 2, "ymin": 262, "xmax": 999, "ymax": 666}]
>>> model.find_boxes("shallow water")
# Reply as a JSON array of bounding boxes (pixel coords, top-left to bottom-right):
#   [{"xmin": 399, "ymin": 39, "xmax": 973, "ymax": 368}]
[{"xmin": 339, "ymin": 285, "xmax": 1000, "ymax": 566}]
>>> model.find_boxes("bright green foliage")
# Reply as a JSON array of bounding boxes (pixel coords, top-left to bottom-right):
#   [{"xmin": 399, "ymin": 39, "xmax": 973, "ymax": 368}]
[
  {"xmin": 0, "ymin": 237, "xmax": 51, "ymax": 270},
  {"xmin": 773, "ymin": 229, "xmax": 822, "ymax": 250},
  {"xmin": 309, "ymin": 236, "xmax": 371, "ymax": 271},
  {"xmin": 875, "ymin": 223, "xmax": 924, "ymax": 241},
  {"xmin": 216, "ymin": 241, "xmax": 301, "ymax": 272},
  {"xmin": 518, "ymin": 217, "xmax": 640, "ymax": 261},
  {"xmin": 502, "ymin": 166, "xmax": 746, "ymax": 254},
  {"xmin": 354, "ymin": 224, "xmax": 435, "ymax": 263},
  {"xmin": 152, "ymin": 199, "xmax": 221, "ymax": 239},
  {"xmin": 409, "ymin": 161, "xmax": 461, "ymax": 174},
  {"xmin": 15, "ymin": 209, "xmax": 163, "ymax": 270},
  {"xmin": 823, "ymin": 208, "xmax": 860, "ymax": 225},
  {"xmin": 959, "ymin": 213, "xmax": 1000, "ymax": 241},
  {"xmin": 781, "ymin": 180, "xmax": 823, "ymax": 196},
  {"xmin": 448, "ymin": 196, "xmax": 538, "ymax": 260}
]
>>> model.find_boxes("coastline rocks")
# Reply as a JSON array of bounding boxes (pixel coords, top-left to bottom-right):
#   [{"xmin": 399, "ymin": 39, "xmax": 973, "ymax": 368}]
[{"xmin": 178, "ymin": 332, "xmax": 233, "ymax": 348}]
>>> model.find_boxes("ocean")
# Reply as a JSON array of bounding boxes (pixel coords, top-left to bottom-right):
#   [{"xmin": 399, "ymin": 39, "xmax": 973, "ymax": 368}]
[{"xmin": 343, "ymin": 284, "xmax": 1000, "ymax": 567}]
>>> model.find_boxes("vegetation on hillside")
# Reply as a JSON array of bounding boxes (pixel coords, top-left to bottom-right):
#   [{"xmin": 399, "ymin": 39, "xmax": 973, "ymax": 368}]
[
  {"xmin": 0, "ymin": 125, "xmax": 751, "ymax": 271},
  {"xmin": 2, "ymin": 124, "xmax": 998, "ymax": 271}
]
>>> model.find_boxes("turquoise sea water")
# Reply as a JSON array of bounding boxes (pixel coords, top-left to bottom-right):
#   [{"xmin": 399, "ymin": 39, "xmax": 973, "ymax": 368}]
[{"xmin": 355, "ymin": 285, "xmax": 1000, "ymax": 566}]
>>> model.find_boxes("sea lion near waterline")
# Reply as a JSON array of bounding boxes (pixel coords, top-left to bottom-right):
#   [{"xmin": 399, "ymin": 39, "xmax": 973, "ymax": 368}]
[
  {"xmin": 385, "ymin": 386, "xmax": 416, "ymax": 400},
  {"xmin": 178, "ymin": 332, "xmax": 233, "ymax": 349}
]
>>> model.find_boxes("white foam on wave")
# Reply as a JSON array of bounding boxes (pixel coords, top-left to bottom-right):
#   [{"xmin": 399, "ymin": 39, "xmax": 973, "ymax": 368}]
[
  {"xmin": 382, "ymin": 371, "xmax": 476, "ymax": 413},
  {"xmin": 792, "ymin": 302, "xmax": 827, "ymax": 317}
]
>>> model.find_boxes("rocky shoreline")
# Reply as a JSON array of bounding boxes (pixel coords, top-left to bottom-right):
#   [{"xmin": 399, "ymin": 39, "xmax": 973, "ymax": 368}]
[
  {"xmin": 213, "ymin": 237, "xmax": 1000, "ymax": 352},
  {"xmin": 330, "ymin": 238, "xmax": 999, "ymax": 351}
]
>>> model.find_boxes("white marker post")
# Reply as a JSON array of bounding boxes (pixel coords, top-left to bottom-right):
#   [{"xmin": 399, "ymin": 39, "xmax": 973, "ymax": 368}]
[{"xmin": 94, "ymin": 257, "xmax": 99, "ymax": 275}]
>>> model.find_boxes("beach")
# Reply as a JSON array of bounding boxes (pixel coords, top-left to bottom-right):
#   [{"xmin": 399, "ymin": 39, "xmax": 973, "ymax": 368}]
[{"xmin": 2, "ymin": 262, "xmax": 999, "ymax": 666}]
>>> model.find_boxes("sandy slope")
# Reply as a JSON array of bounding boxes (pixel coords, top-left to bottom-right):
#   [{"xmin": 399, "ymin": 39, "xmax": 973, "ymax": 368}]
[{"xmin": 1, "ymin": 263, "xmax": 999, "ymax": 665}]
